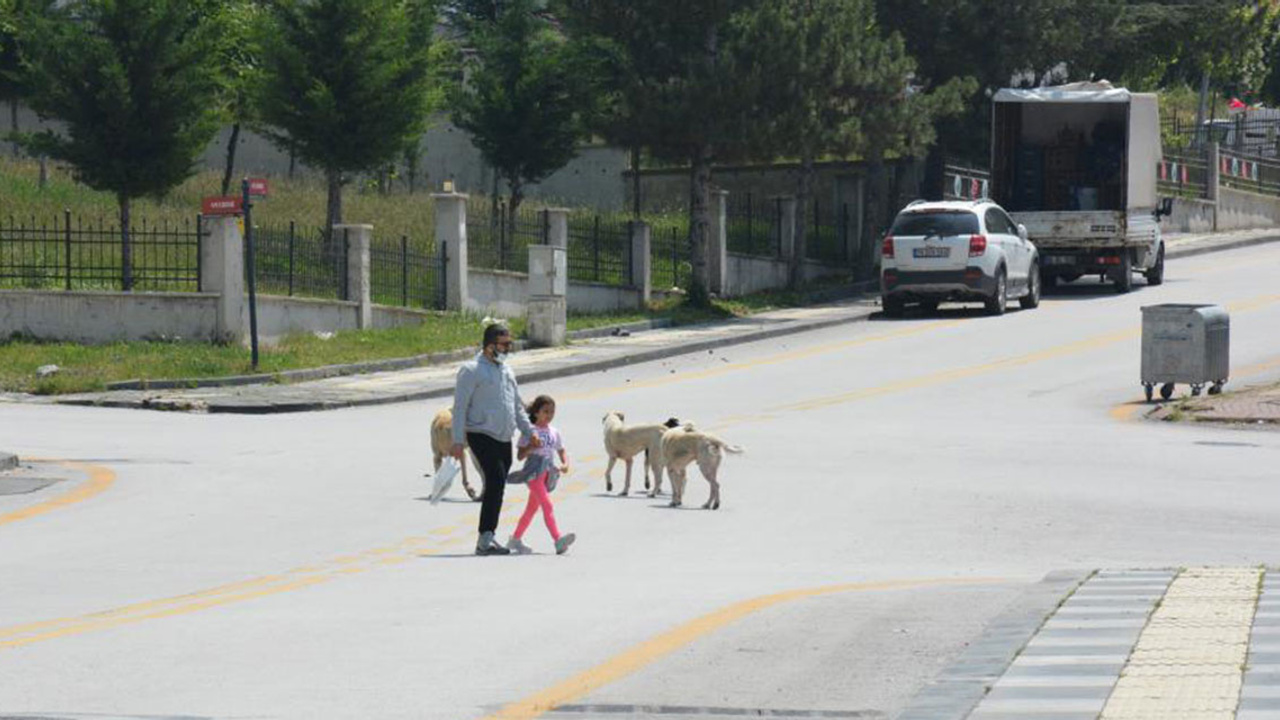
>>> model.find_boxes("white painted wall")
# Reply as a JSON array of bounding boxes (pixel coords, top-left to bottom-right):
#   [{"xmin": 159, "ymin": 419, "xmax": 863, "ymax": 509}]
[{"xmin": 0, "ymin": 290, "xmax": 218, "ymax": 344}]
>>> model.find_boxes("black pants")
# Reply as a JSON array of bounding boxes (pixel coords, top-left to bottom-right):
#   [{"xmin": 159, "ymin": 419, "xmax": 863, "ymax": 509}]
[{"xmin": 467, "ymin": 432, "xmax": 512, "ymax": 535}]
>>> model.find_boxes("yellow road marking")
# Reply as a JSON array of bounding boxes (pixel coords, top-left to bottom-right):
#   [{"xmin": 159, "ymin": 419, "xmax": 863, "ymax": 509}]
[
  {"xmin": 0, "ymin": 460, "xmax": 116, "ymax": 528},
  {"xmin": 480, "ymin": 576, "xmax": 1006, "ymax": 720}
]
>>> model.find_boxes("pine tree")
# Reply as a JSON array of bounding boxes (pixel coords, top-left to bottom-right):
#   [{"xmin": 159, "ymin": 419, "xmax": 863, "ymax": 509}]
[
  {"xmin": 18, "ymin": 0, "xmax": 222, "ymax": 290},
  {"xmin": 256, "ymin": 0, "xmax": 445, "ymax": 232}
]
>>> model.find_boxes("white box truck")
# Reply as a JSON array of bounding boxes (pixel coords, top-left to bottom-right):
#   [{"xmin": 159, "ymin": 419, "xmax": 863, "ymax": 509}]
[{"xmin": 990, "ymin": 81, "xmax": 1172, "ymax": 293}]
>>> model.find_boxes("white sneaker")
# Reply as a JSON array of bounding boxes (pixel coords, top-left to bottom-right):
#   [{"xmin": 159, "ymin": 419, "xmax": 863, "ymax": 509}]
[
  {"xmin": 554, "ymin": 533, "xmax": 576, "ymax": 555},
  {"xmin": 508, "ymin": 535, "xmax": 534, "ymax": 555}
]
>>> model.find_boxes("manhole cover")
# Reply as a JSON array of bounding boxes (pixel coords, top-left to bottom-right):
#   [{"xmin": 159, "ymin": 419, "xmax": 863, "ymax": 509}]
[{"xmin": 0, "ymin": 477, "xmax": 59, "ymax": 495}]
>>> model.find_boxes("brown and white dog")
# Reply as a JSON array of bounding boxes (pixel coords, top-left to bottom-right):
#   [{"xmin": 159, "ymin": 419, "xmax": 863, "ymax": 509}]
[
  {"xmin": 659, "ymin": 423, "xmax": 744, "ymax": 510},
  {"xmin": 602, "ymin": 412, "xmax": 679, "ymax": 496},
  {"xmin": 429, "ymin": 408, "xmax": 482, "ymax": 501}
]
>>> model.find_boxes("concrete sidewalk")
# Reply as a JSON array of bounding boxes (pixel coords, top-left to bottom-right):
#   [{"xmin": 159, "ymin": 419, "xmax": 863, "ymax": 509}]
[
  {"xmin": 51, "ymin": 297, "xmax": 881, "ymax": 414},
  {"xmin": 897, "ymin": 567, "xmax": 1280, "ymax": 720},
  {"xmin": 9, "ymin": 227, "xmax": 1278, "ymax": 415},
  {"xmin": 1148, "ymin": 381, "xmax": 1280, "ymax": 427}
]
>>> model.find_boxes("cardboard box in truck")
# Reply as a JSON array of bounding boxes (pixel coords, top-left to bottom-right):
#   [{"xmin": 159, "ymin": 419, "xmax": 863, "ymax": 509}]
[{"xmin": 990, "ymin": 81, "xmax": 1172, "ymax": 293}]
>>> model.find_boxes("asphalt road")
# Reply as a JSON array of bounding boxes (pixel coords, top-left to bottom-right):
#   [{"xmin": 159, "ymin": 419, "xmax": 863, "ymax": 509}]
[{"xmin": 2, "ymin": 243, "xmax": 1280, "ymax": 720}]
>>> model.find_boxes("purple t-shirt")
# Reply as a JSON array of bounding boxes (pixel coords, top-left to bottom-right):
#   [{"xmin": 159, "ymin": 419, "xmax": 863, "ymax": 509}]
[{"xmin": 519, "ymin": 425, "xmax": 562, "ymax": 460}]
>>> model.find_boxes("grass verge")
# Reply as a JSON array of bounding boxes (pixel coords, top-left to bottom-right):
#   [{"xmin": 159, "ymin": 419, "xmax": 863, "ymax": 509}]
[{"xmin": 0, "ymin": 280, "xmax": 859, "ymax": 394}]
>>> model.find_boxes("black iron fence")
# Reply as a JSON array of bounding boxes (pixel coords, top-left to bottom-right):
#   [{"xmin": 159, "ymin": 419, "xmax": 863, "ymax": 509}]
[
  {"xmin": 1163, "ymin": 114, "xmax": 1280, "ymax": 158},
  {"xmin": 1218, "ymin": 148, "xmax": 1280, "ymax": 196},
  {"xmin": 252, "ymin": 222, "xmax": 348, "ymax": 300},
  {"xmin": 649, "ymin": 220, "xmax": 691, "ymax": 292},
  {"xmin": 726, "ymin": 193, "xmax": 783, "ymax": 258},
  {"xmin": 0, "ymin": 211, "xmax": 203, "ymax": 292},
  {"xmin": 567, "ymin": 213, "xmax": 632, "ymax": 286},
  {"xmin": 943, "ymin": 164, "xmax": 991, "ymax": 201},
  {"xmin": 1157, "ymin": 152, "xmax": 1211, "ymax": 199},
  {"xmin": 467, "ymin": 200, "xmax": 548, "ymax": 273},
  {"xmin": 806, "ymin": 199, "xmax": 851, "ymax": 264},
  {"xmin": 370, "ymin": 235, "xmax": 447, "ymax": 310}
]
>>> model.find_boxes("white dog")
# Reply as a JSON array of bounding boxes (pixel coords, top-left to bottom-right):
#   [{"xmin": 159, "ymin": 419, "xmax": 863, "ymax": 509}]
[
  {"xmin": 660, "ymin": 423, "xmax": 744, "ymax": 510},
  {"xmin": 602, "ymin": 411, "xmax": 676, "ymax": 496},
  {"xmin": 429, "ymin": 408, "xmax": 482, "ymax": 501}
]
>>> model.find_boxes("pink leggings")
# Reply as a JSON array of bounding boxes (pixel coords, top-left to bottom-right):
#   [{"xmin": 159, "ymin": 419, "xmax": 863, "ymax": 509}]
[{"xmin": 514, "ymin": 473, "xmax": 560, "ymax": 541}]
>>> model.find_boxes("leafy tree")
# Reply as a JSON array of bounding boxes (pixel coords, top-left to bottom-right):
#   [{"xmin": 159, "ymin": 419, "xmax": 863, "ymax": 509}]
[
  {"xmin": 450, "ymin": 0, "xmax": 595, "ymax": 225},
  {"xmin": 256, "ymin": 0, "xmax": 445, "ymax": 231},
  {"xmin": 18, "ymin": 0, "xmax": 222, "ymax": 290},
  {"xmin": 214, "ymin": 0, "xmax": 265, "ymax": 196},
  {"xmin": 735, "ymin": 0, "xmax": 971, "ymax": 285},
  {"xmin": 561, "ymin": 0, "xmax": 762, "ymax": 306}
]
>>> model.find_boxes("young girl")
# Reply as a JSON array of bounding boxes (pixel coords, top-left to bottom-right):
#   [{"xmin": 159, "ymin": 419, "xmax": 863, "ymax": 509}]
[{"xmin": 508, "ymin": 395, "xmax": 576, "ymax": 555}]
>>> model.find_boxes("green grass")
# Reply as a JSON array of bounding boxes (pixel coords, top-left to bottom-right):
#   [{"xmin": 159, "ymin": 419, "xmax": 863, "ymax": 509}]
[{"xmin": 0, "ymin": 279, "xmax": 858, "ymax": 394}]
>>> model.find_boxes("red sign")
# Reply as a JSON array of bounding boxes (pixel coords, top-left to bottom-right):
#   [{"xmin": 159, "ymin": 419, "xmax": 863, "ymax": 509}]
[
  {"xmin": 202, "ymin": 196, "xmax": 243, "ymax": 216},
  {"xmin": 248, "ymin": 178, "xmax": 270, "ymax": 197}
]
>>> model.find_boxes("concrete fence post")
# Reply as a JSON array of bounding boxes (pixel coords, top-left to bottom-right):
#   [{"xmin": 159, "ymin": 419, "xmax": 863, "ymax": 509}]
[
  {"xmin": 545, "ymin": 208, "xmax": 569, "ymax": 249},
  {"xmin": 433, "ymin": 192, "xmax": 468, "ymax": 311},
  {"xmin": 629, "ymin": 220, "xmax": 652, "ymax": 306},
  {"xmin": 527, "ymin": 244, "xmax": 567, "ymax": 347},
  {"xmin": 709, "ymin": 189, "xmax": 729, "ymax": 296},
  {"xmin": 335, "ymin": 224, "xmax": 372, "ymax": 329},
  {"xmin": 775, "ymin": 195, "xmax": 797, "ymax": 262},
  {"xmin": 1206, "ymin": 142, "xmax": 1220, "ymax": 202},
  {"xmin": 200, "ymin": 215, "xmax": 246, "ymax": 344}
]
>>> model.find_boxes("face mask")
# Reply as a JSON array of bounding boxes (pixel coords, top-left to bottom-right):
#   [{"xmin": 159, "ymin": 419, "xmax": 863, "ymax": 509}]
[{"xmin": 494, "ymin": 351, "xmax": 509, "ymax": 364}]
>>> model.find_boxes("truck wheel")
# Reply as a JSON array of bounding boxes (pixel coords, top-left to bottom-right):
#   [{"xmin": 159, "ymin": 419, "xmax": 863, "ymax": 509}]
[
  {"xmin": 1160, "ymin": 383, "xmax": 1175, "ymax": 400},
  {"xmin": 984, "ymin": 268, "xmax": 1008, "ymax": 316},
  {"xmin": 882, "ymin": 295, "xmax": 905, "ymax": 318},
  {"xmin": 1146, "ymin": 246, "xmax": 1165, "ymax": 286},
  {"xmin": 1020, "ymin": 263, "xmax": 1041, "ymax": 309},
  {"xmin": 1113, "ymin": 252, "xmax": 1133, "ymax": 294}
]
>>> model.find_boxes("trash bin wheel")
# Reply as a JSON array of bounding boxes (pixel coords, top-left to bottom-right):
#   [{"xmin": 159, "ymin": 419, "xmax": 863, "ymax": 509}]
[
  {"xmin": 1208, "ymin": 383, "xmax": 1224, "ymax": 396},
  {"xmin": 1144, "ymin": 384, "xmax": 1154, "ymax": 402},
  {"xmin": 1160, "ymin": 383, "xmax": 1175, "ymax": 401},
  {"xmin": 1191, "ymin": 384, "xmax": 1203, "ymax": 397}
]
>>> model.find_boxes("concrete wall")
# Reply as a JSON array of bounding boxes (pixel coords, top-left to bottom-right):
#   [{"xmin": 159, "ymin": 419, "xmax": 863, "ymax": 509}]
[
  {"xmin": 0, "ymin": 290, "xmax": 218, "ymax": 343},
  {"xmin": 372, "ymin": 304, "xmax": 439, "ymax": 330},
  {"xmin": 722, "ymin": 255, "xmax": 848, "ymax": 298},
  {"xmin": 1161, "ymin": 198, "xmax": 1217, "ymax": 234},
  {"xmin": 256, "ymin": 295, "xmax": 359, "ymax": 343},
  {"xmin": 468, "ymin": 269, "xmax": 643, "ymax": 316},
  {"xmin": 1215, "ymin": 186, "xmax": 1280, "ymax": 231}
]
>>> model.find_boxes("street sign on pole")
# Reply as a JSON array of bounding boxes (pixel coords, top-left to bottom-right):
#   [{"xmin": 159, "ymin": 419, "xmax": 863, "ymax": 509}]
[
  {"xmin": 247, "ymin": 178, "xmax": 270, "ymax": 197},
  {"xmin": 202, "ymin": 196, "xmax": 243, "ymax": 216},
  {"xmin": 242, "ymin": 179, "xmax": 260, "ymax": 370}
]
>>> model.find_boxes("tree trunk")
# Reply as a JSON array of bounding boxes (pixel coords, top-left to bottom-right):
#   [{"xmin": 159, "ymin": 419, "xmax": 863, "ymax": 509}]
[
  {"xmin": 38, "ymin": 155, "xmax": 47, "ymax": 189},
  {"xmin": 288, "ymin": 146, "xmax": 297, "ymax": 180},
  {"xmin": 790, "ymin": 153, "xmax": 814, "ymax": 289},
  {"xmin": 119, "ymin": 194, "xmax": 133, "ymax": 291},
  {"xmin": 326, "ymin": 168, "xmax": 343, "ymax": 236},
  {"xmin": 405, "ymin": 148, "xmax": 419, "ymax": 194},
  {"xmin": 862, "ymin": 153, "xmax": 887, "ymax": 282},
  {"xmin": 378, "ymin": 166, "xmax": 391, "ymax": 195},
  {"xmin": 1195, "ymin": 72, "xmax": 1211, "ymax": 148},
  {"xmin": 221, "ymin": 122, "xmax": 242, "ymax": 197},
  {"xmin": 507, "ymin": 179, "xmax": 524, "ymax": 234},
  {"xmin": 9, "ymin": 99, "xmax": 18, "ymax": 159},
  {"xmin": 631, "ymin": 145, "xmax": 642, "ymax": 218},
  {"xmin": 688, "ymin": 144, "xmax": 713, "ymax": 307}
]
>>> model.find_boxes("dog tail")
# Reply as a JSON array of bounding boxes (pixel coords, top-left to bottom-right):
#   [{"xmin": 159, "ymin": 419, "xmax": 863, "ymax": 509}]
[{"xmin": 709, "ymin": 435, "xmax": 744, "ymax": 454}]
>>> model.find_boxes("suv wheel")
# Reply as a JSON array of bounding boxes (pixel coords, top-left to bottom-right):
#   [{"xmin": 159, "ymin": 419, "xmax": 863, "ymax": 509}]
[
  {"xmin": 882, "ymin": 295, "xmax": 905, "ymax": 318},
  {"xmin": 1020, "ymin": 263, "xmax": 1041, "ymax": 309},
  {"xmin": 985, "ymin": 268, "xmax": 1008, "ymax": 316}
]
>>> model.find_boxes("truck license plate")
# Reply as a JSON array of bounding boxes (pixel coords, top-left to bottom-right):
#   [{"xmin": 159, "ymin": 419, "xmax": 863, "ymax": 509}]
[
  {"xmin": 1046, "ymin": 256, "xmax": 1075, "ymax": 266},
  {"xmin": 912, "ymin": 247, "xmax": 950, "ymax": 258}
]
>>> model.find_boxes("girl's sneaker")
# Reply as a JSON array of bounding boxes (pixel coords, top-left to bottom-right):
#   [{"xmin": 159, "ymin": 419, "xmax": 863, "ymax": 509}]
[
  {"xmin": 554, "ymin": 533, "xmax": 576, "ymax": 555},
  {"xmin": 508, "ymin": 535, "xmax": 534, "ymax": 555}
]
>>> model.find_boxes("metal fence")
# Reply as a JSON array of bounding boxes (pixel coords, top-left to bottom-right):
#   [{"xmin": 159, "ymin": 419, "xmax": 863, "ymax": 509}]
[
  {"xmin": 0, "ymin": 211, "xmax": 203, "ymax": 292},
  {"xmin": 1218, "ymin": 148, "xmax": 1280, "ymax": 196},
  {"xmin": 252, "ymin": 222, "xmax": 348, "ymax": 300},
  {"xmin": 567, "ymin": 213, "xmax": 632, "ymax": 286},
  {"xmin": 649, "ymin": 221, "xmax": 691, "ymax": 292},
  {"xmin": 726, "ymin": 193, "xmax": 782, "ymax": 258},
  {"xmin": 1157, "ymin": 152, "xmax": 1211, "ymax": 199},
  {"xmin": 806, "ymin": 199, "xmax": 850, "ymax": 264},
  {"xmin": 1163, "ymin": 114, "xmax": 1280, "ymax": 158},
  {"xmin": 467, "ymin": 201, "xmax": 548, "ymax": 273},
  {"xmin": 370, "ymin": 235, "xmax": 447, "ymax": 310}
]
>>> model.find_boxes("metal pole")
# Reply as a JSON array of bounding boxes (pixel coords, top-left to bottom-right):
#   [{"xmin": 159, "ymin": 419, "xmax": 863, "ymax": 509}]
[
  {"xmin": 593, "ymin": 215, "xmax": 601, "ymax": 281},
  {"xmin": 64, "ymin": 209, "xmax": 72, "ymax": 290},
  {"xmin": 440, "ymin": 240, "xmax": 448, "ymax": 310},
  {"xmin": 401, "ymin": 235, "xmax": 409, "ymax": 306},
  {"xmin": 288, "ymin": 221, "xmax": 295, "ymax": 296},
  {"xmin": 196, "ymin": 215, "xmax": 203, "ymax": 291},
  {"xmin": 242, "ymin": 179, "xmax": 260, "ymax": 370}
]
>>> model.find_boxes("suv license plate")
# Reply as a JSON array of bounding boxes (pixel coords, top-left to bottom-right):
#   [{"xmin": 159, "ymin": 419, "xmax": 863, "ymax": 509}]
[{"xmin": 912, "ymin": 247, "xmax": 950, "ymax": 258}]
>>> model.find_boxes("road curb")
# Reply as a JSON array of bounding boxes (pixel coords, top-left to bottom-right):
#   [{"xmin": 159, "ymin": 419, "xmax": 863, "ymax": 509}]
[
  {"xmin": 57, "ymin": 300, "xmax": 878, "ymax": 414},
  {"xmin": 894, "ymin": 569, "xmax": 1091, "ymax": 720},
  {"xmin": 0, "ymin": 452, "xmax": 17, "ymax": 471},
  {"xmin": 1166, "ymin": 233, "xmax": 1280, "ymax": 260}
]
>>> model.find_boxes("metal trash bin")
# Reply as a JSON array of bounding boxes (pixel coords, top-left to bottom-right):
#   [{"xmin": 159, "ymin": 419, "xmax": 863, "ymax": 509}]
[{"xmin": 1140, "ymin": 303, "xmax": 1229, "ymax": 401}]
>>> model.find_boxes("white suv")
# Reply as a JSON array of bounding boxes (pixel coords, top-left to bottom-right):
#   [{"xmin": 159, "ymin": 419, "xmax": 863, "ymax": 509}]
[{"xmin": 880, "ymin": 200, "xmax": 1041, "ymax": 317}]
